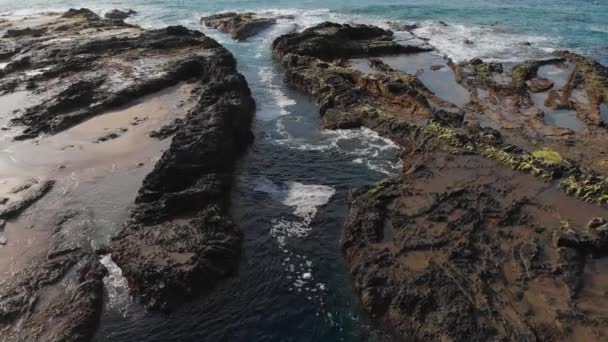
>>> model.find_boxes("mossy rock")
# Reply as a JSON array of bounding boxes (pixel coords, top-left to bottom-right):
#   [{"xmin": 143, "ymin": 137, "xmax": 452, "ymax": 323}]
[{"xmin": 532, "ymin": 148, "xmax": 563, "ymax": 164}]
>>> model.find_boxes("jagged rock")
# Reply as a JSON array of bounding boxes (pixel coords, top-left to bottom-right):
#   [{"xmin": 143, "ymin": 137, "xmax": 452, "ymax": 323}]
[
  {"xmin": 201, "ymin": 12, "xmax": 277, "ymax": 40},
  {"xmin": 545, "ymin": 89, "xmax": 571, "ymax": 110},
  {"xmin": 0, "ymin": 10, "xmax": 218, "ymax": 140},
  {"xmin": 342, "ymin": 152, "xmax": 608, "ymax": 340},
  {"xmin": 149, "ymin": 118, "xmax": 183, "ymax": 139},
  {"xmin": 0, "ymin": 8, "xmax": 256, "ymax": 339},
  {"xmin": 0, "ymin": 248, "xmax": 106, "ymax": 342},
  {"xmin": 61, "ymin": 8, "xmax": 99, "ymax": 19},
  {"xmin": 273, "ymin": 22, "xmax": 432, "ymax": 61},
  {"xmin": 275, "ymin": 20, "xmax": 608, "ymax": 341},
  {"xmin": 110, "ymin": 37, "xmax": 255, "ymax": 311},
  {"xmin": 104, "ymin": 9, "xmax": 137, "ymax": 20}
]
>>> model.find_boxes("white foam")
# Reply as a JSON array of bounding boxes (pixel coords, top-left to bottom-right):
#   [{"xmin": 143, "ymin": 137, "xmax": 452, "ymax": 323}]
[
  {"xmin": 282, "ymin": 182, "xmax": 336, "ymax": 222},
  {"xmin": 275, "ymin": 126, "xmax": 402, "ymax": 176},
  {"xmin": 100, "ymin": 254, "xmax": 131, "ymax": 315},
  {"xmin": 0, "ymin": 63, "xmax": 8, "ymax": 70},
  {"xmin": 266, "ymin": 181, "xmax": 335, "ymax": 246},
  {"xmin": 412, "ymin": 20, "xmax": 557, "ymax": 63},
  {"xmin": 258, "ymin": 66, "xmax": 296, "ymax": 116}
]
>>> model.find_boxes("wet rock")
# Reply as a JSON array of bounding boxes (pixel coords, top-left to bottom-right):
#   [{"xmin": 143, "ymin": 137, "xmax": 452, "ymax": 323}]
[
  {"xmin": 0, "ymin": 9, "xmax": 254, "ymax": 327},
  {"xmin": 0, "ymin": 248, "xmax": 106, "ymax": 342},
  {"xmin": 430, "ymin": 64, "xmax": 444, "ymax": 71},
  {"xmin": 273, "ymin": 22, "xmax": 432, "ymax": 61},
  {"xmin": 149, "ymin": 118, "xmax": 183, "ymax": 139},
  {"xmin": 527, "ymin": 77, "xmax": 554, "ymax": 92},
  {"xmin": 553, "ymin": 218, "xmax": 608, "ymax": 256},
  {"xmin": 1, "ymin": 11, "xmax": 221, "ymax": 139},
  {"xmin": 277, "ymin": 20, "xmax": 608, "ymax": 340},
  {"xmin": 554, "ymin": 51, "xmax": 608, "ymax": 126},
  {"xmin": 104, "ymin": 9, "xmax": 137, "ymax": 20},
  {"xmin": 61, "ymin": 8, "xmax": 99, "ymax": 19},
  {"xmin": 110, "ymin": 41, "xmax": 255, "ymax": 311},
  {"xmin": 201, "ymin": 12, "xmax": 277, "ymax": 41},
  {"xmin": 342, "ymin": 152, "xmax": 608, "ymax": 340},
  {"xmin": 3, "ymin": 27, "xmax": 46, "ymax": 38}
]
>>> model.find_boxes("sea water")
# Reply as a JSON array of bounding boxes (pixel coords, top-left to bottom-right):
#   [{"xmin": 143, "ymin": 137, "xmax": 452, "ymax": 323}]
[{"xmin": 0, "ymin": 0, "xmax": 606, "ymax": 341}]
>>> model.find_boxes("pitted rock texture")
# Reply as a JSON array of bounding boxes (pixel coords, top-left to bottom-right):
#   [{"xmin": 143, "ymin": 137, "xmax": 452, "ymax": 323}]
[
  {"xmin": 273, "ymin": 20, "xmax": 608, "ymax": 341},
  {"xmin": 0, "ymin": 8, "xmax": 230, "ymax": 140},
  {"xmin": 0, "ymin": 8, "xmax": 255, "ymax": 340},
  {"xmin": 110, "ymin": 34, "xmax": 255, "ymax": 311}
]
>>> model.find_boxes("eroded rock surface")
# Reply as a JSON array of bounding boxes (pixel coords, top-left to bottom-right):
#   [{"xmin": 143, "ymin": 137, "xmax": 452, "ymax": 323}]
[
  {"xmin": 273, "ymin": 21, "xmax": 608, "ymax": 340},
  {"xmin": 110, "ymin": 29, "xmax": 255, "ymax": 311},
  {"xmin": 0, "ymin": 248, "xmax": 106, "ymax": 342},
  {"xmin": 0, "ymin": 8, "xmax": 226, "ymax": 140},
  {"xmin": 0, "ymin": 8, "xmax": 255, "ymax": 340},
  {"xmin": 200, "ymin": 12, "xmax": 278, "ymax": 41}
]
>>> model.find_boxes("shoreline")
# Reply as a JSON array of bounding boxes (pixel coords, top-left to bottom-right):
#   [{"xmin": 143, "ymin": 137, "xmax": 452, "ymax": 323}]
[{"xmin": 0, "ymin": 5, "xmax": 607, "ymax": 341}]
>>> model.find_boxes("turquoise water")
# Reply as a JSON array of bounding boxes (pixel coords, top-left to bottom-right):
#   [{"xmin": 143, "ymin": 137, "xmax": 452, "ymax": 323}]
[
  {"xmin": 1, "ymin": 0, "xmax": 607, "ymax": 64},
  {"xmin": 1, "ymin": 1, "xmax": 606, "ymax": 341}
]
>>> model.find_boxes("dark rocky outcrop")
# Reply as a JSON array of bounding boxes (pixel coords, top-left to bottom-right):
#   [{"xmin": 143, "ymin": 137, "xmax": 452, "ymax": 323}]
[
  {"xmin": 273, "ymin": 22, "xmax": 432, "ymax": 61},
  {"xmin": 110, "ymin": 33, "xmax": 255, "ymax": 311},
  {"xmin": 104, "ymin": 9, "xmax": 137, "ymax": 20},
  {"xmin": 0, "ymin": 207, "xmax": 107, "ymax": 342},
  {"xmin": 0, "ymin": 9, "xmax": 224, "ymax": 140},
  {"xmin": 200, "ymin": 12, "xmax": 277, "ymax": 41},
  {"xmin": 273, "ymin": 21, "xmax": 608, "ymax": 341},
  {"xmin": 0, "ymin": 7, "xmax": 256, "ymax": 339}
]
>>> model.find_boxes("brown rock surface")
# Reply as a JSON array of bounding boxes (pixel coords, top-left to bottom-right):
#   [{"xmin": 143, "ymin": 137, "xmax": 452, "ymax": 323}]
[{"xmin": 273, "ymin": 21, "xmax": 608, "ymax": 341}]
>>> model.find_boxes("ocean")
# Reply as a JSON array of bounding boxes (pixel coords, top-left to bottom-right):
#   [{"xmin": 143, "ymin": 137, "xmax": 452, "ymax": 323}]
[{"xmin": 1, "ymin": 1, "xmax": 606, "ymax": 341}]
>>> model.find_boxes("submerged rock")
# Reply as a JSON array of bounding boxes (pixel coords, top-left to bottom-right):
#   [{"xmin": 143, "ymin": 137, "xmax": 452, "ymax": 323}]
[{"xmin": 201, "ymin": 12, "xmax": 277, "ymax": 41}]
